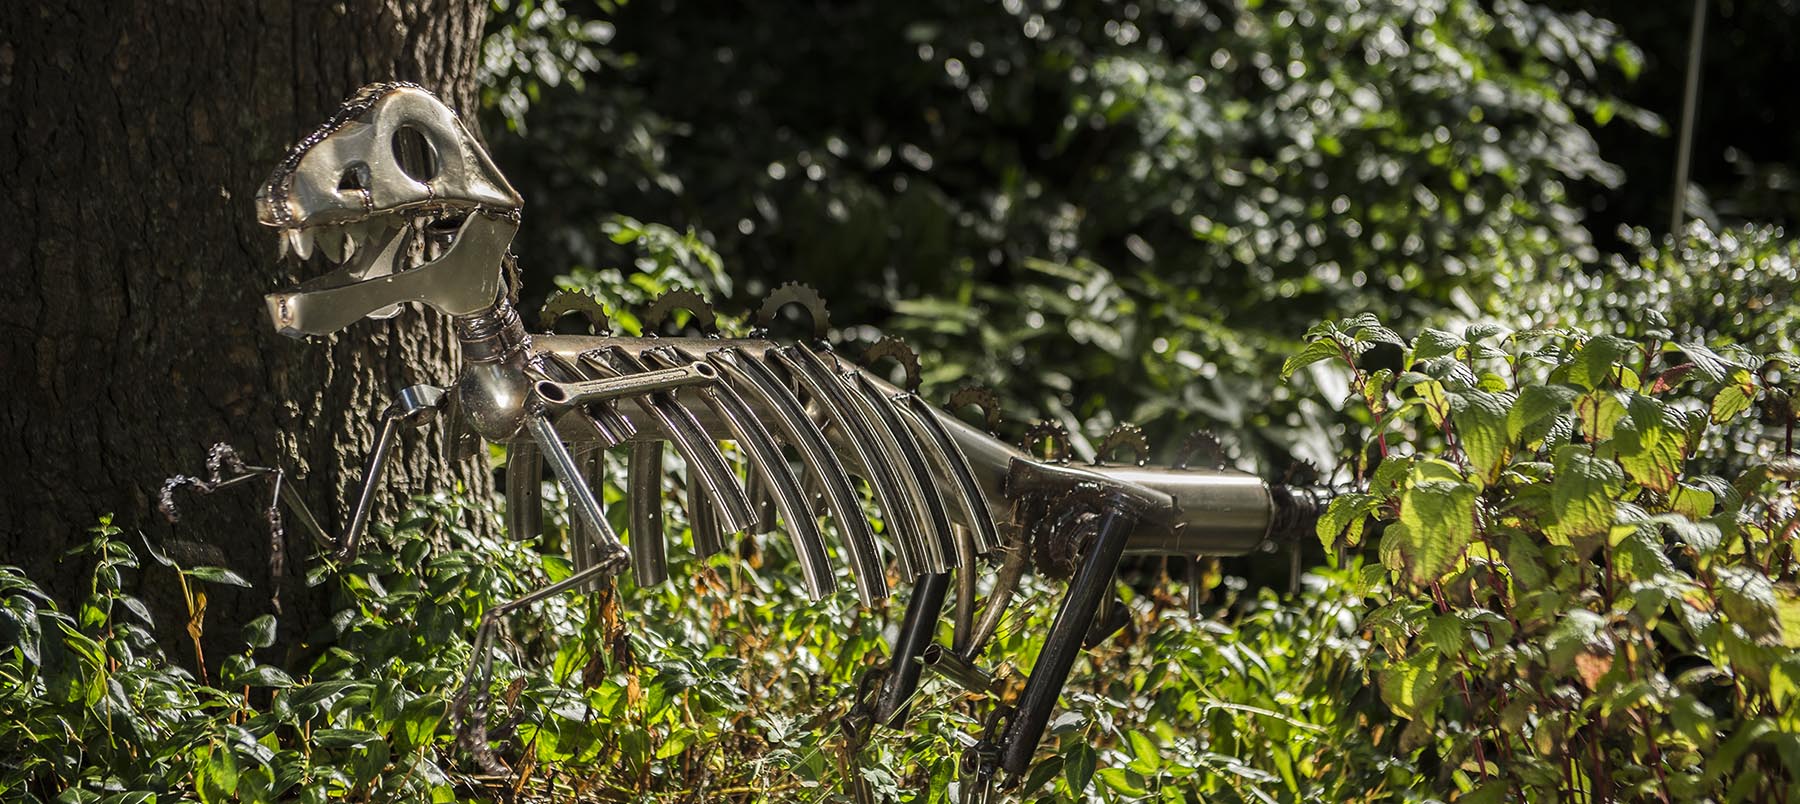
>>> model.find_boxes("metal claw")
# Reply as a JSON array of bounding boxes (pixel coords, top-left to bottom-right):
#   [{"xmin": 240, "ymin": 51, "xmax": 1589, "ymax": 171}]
[
  {"xmin": 710, "ymin": 348, "xmax": 890, "ymax": 604},
  {"xmin": 505, "ymin": 442, "xmax": 543, "ymax": 541},
  {"xmin": 772, "ymin": 345, "xmax": 932, "ymax": 579},
  {"xmin": 627, "ymin": 440, "xmax": 669, "ymax": 586},
  {"xmin": 645, "ymin": 347, "xmax": 837, "ymax": 600},
  {"xmin": 689, "ymin": 479, "xmax": 725, "ymax": 559},
  {"xmin": 583, "ymin": 347, "xmax": 758, "ymax": 536}
]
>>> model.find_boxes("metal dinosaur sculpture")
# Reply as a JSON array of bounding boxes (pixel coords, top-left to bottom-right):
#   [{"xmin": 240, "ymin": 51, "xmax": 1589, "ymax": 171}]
[{"xmin": 211, "ymin": 82, "xmax": 1329, "ymax": 799}]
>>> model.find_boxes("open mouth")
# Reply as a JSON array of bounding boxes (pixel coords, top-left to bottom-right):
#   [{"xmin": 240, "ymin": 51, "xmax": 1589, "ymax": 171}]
[{"xmin": 275, "ymin": 204, "xmax": 477, "ymax": 283}]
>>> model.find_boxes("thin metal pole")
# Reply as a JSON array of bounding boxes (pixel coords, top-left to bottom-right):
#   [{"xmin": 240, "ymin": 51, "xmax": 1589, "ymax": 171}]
[{"xmin": 1670, "ymin": 0, "xmax": 1708, "ymax": 234}]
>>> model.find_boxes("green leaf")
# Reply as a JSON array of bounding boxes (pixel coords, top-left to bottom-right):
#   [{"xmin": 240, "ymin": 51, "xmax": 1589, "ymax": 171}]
[
  {"xmin": 1716, "ymin": 566, "xmax": 1780, "ymax": 639},
  {"xmin": 1317, "ymin": 492, "xmax": 1379, "ymax": 550},
  {"xmin": 1711, "ymin": 382, "xmax": 1756, "ymax": 423},
  {"xmin": 1569, "ymin": 335, "xmax": 1632, "ymax": 390},
  {"xmin": 196, "ymin": 745, "xmax": 239, "ymax": 804},
  {"xmin": 1451, "ymin": 389, "xmax": 1513, "ymax": 484},
  {"xmin": 186, "ymin": 566, "xmax": 252, "ymax": 588},
  {"xmin": 1126, "ymin": 730, "xmax": 1162, "ymax": 774},
  {"xmin": 1397, "ymin": 480, "xmax": 1478, "ymax": 584},
  {"xmin": 1508, "ymin": 385, "xmax": 1578, "ymax": 445},
  {"xmin": 228, "ymin": 664, "xmax": 295, "ymax": 689},
  {"xmin": 1412, "ymin": 328, "xmax": 1463, "ymax": 361},
  {"xmin": 1778, "ymin": 588, "xmax": 1800, "ymax": 650},
  {"xmin": 242, "ymin": 615, "xmax": 277, "ymax": 649},
  {"xmin": 1095, "ymin": 768, "xmax": 1148, "ymax": 796},
  {"xmin": 1546, "ymin": 446, "xmax": 1623, "ymax": 545},
  {"xmin": 1282, "ymin": 338, "xmax": 1344, "ymax": 379},
  {"xmin": 1545, "ymin": 609, "xmax": 1611, "ymax": 675},
  {"xmin": 1378, "ymin": 652, "xmax": 1441, "ymax": 719},
  {"xmin": 1614, "ymin": 394, "xmax": 1688, "ymax": 493},
  {"xmin": 1064, "ymin": 743, "xmax": 1097, "ymax": 794}
]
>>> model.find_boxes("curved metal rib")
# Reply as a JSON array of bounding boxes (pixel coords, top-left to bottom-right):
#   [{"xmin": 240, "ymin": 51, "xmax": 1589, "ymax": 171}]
[
  {"xmin": 582, "ymin": 346, "xmax": 758, "ymax": 536},
  {"xmin": 709, "ymin": 347, "xmax": 890, "ymax": 603},
  {"xmin": 845, "ymin": 372, "xmax": 958, "ymax": 574},
  {"xmin": 644, "ymin": 347, "xmax": 837, "ymax": 600},
  {"xmin": 627, "ymin": 440, "xmax": 669, "ymax": 586},
  {"xmin": 899, "ymin": 394, "xmax": 1003, "ymax": 556},
  {"xmin": 771, "ymin": 345, "xmax": 930, "ymax": 580},
  {"xmin": 504, "ymin": 442, "xmax": 543, "ymax": 541}
]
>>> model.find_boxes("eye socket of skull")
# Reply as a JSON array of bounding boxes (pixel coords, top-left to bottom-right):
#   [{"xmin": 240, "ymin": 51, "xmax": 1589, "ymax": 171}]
[{"xmin": 390, "ymin": 125, "xmax": 439, "ymax": 183}]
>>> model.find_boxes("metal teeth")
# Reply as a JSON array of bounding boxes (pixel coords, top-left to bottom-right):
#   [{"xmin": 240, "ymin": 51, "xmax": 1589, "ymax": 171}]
[
  {"xmin": 755, "ymin": 282, "xmax": 831, "ymax": 340},
  {"xmin": 710, "ymin": 347, "xmax": 889, "ymax": 603},
  {"xmin": 641, "ymin": 288, "xmax": 718, "ymax": 335},
  {"xmin": 538, "ymin": 289, "xmax": 612, "ymax": 334},
  {"xmin": 289, "ymin": 227, "xmax": 315, "ymax": 260},
  {"xmin": 645, "ymin": 346, "xmax": 836, "ymax": 600},
  {"xmin": 1174, "ymin": 430, "xmax": 1228, "ymax": 470},
  {"xmin": 1094, "ymin": 424, "xmax": 1150, "ymax": 466}
]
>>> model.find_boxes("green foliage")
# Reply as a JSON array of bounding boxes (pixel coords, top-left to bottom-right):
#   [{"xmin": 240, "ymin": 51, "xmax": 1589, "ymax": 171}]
[
  {"xmin": 1303, "ymin": 314, "xmax": 1800, "ymax": 801},
  {"xmin": 481, "ymin": 0, "xmax": 1652, "ymax": 471}
]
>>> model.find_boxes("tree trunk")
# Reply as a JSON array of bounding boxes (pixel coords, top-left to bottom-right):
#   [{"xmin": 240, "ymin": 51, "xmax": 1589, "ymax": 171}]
[{"xmin": 0, "ymin": 1, "xmax": 493, "ymax": 660}]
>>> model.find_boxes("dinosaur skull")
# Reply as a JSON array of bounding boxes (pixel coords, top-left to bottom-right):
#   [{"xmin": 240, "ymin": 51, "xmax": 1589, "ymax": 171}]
[{"xmin": 256, "ymin": 83, "xmax": 524, "ymax": 337}]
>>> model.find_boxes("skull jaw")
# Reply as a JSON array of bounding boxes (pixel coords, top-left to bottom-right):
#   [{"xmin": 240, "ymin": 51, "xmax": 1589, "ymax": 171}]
[{"xmin": 266, "ymin": 212, "xmax": 517, "ymax": 338}]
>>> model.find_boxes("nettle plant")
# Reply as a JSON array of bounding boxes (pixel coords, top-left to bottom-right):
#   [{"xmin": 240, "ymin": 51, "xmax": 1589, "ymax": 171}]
[{"xmin": 1292, "ymin": 315, "xmax": 1800, "ymax": 802}]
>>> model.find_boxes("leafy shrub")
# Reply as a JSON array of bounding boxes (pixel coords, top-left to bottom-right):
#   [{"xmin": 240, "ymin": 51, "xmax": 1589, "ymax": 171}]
[{"xmin": 1300, "ymin": 312, "xmax": 1800, "ymax": 801}]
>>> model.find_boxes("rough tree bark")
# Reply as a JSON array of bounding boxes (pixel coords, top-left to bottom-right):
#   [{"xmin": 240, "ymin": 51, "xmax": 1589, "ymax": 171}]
[{"xmin": 0, "ymin": 1, "xmax": 493, "ymax": 659}]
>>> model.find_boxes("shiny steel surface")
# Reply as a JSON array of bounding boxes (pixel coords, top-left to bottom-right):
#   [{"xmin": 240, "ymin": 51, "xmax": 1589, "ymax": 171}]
[{"xmin": 247, "ymin": 82, "xmax": 1335, "ymax": 796}]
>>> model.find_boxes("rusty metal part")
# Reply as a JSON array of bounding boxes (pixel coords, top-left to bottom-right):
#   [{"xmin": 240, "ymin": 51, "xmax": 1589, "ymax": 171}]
[
  {"xmin": 755, "ymin": 282, "xmax": 831, "ymax": 339},
  {"xmin": 642, "ymin": 288, "xmax": 718, "ymax": 335},
  {"xmin": 947, "ymin": 386, "xmax": 1003, "ymax": 432},
  {"xmin": 862, "ymin": 336, "xmax": 922, "ymax": 393},
  {"xmin": 1094, "ymin": 424, "xmax": 1150, "ymax": 466},
  {"xmin": 537, "ymin": 289, "xmax": 612, "ymax": 334}
]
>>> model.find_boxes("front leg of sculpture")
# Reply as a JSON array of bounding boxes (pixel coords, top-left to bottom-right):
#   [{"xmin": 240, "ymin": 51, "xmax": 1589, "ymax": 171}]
[{"xmin": 227, "ymin": 82, "xmax": 1334, "ymax": 792}]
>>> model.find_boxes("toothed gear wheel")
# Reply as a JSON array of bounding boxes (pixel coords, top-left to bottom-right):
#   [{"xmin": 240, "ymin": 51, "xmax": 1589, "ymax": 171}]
[
  {"xmin": 1094, "ymin": 424, "xmax": 1150, "ymax": 466},
  {"xmin": 537, "ymin": 289, "xmax": 612, "ymax": 334},
  {"xmin": 1021, "ymin": 420, "xmax": 1072, "ymax": 463},
  {"xmin": 1282, "ymin": 459, "xmax": 1322, "ymax": 486},
  {"xmin": 642, "ymin": 289, "xmax": 717, "ymax": 335},
  {"xmin": 948, "ymin": 386, "xmax": 1003, "ymax": 432},
  {"xmin": 1027, "ymin": 494, "xmax": 1098, "ymax": 579},
  {"xmin": 862, "ymin": 337, "xmax": 922, "ymax": 393},
  {"xmin": 1175, "ymin": 430, "xmax": 1228, "ymax": 470},
  {"xmin": 755, "ymin": 282, "xmax": 831, "ymax": 340}
]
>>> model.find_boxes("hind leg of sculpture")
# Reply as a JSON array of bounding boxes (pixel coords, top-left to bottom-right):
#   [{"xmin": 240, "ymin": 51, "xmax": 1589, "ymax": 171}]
[{"xmin": 992, "ymin": 495, "xmax": 1143, "ymax": 782}]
